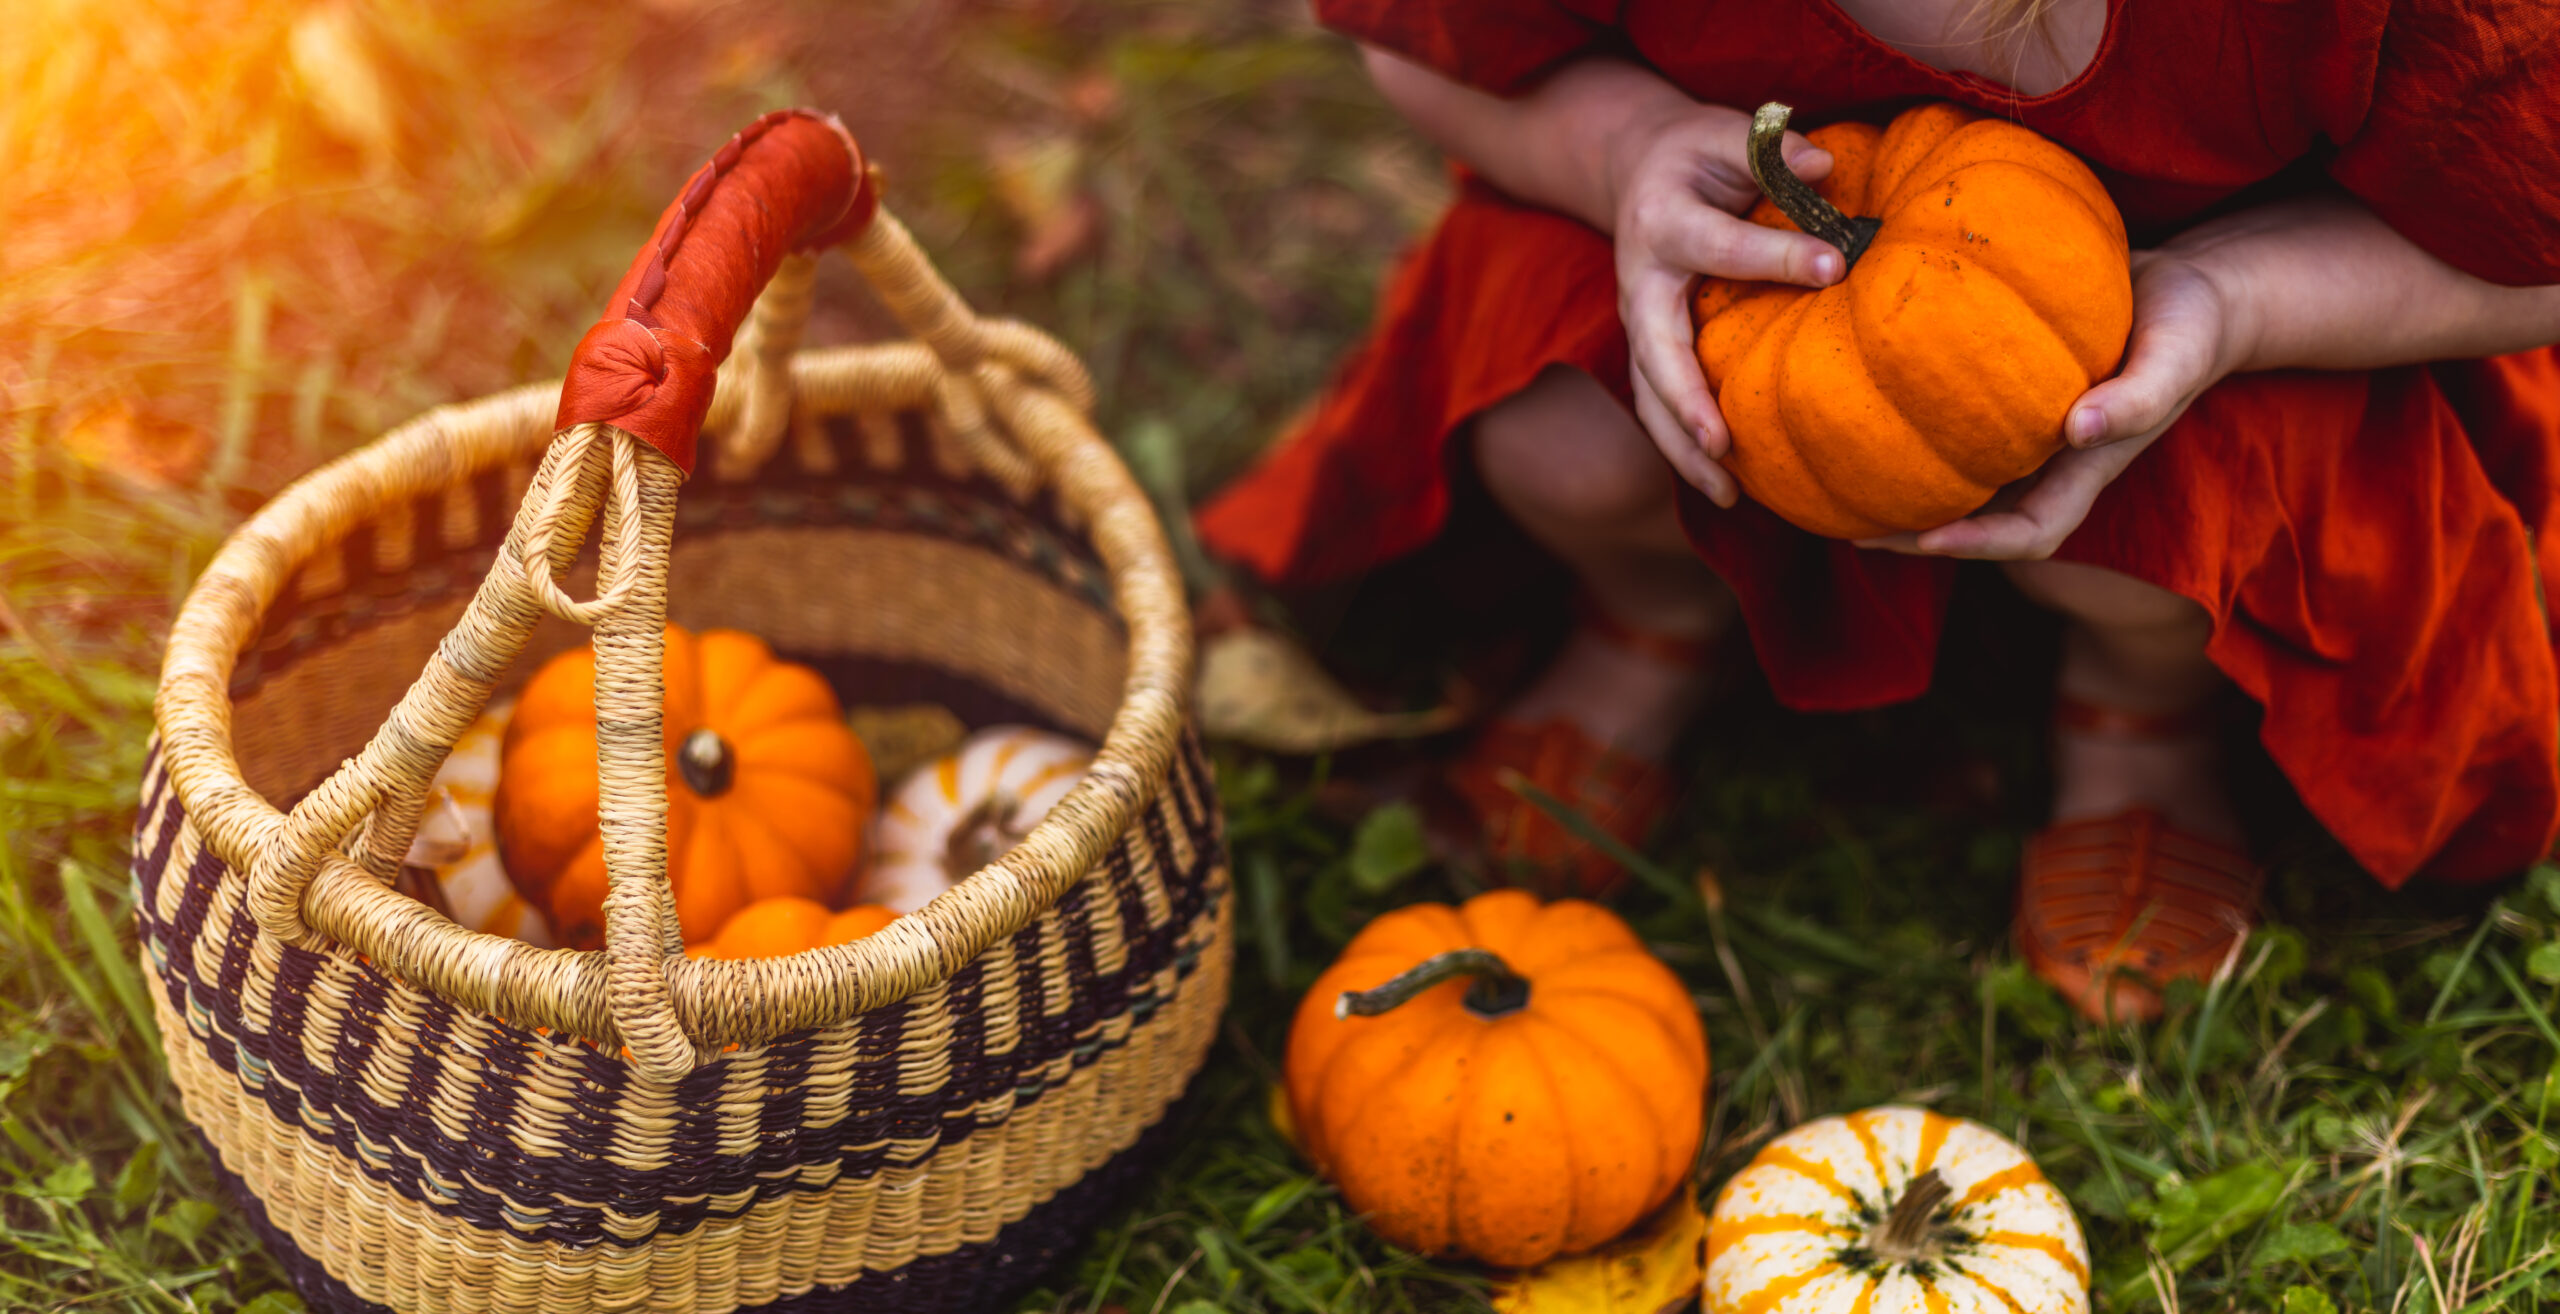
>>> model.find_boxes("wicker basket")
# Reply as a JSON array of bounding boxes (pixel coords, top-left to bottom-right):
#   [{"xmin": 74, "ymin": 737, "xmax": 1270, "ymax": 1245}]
[{"xmin": 136, "ymin": 110, "xmax": 1228, "ymax": 1313}]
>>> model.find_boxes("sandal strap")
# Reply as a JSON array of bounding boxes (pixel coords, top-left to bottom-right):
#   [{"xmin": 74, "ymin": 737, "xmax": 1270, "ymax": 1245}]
[
  {"xmin": 2020, "ymin": 810, "xmax": 2260, "ymax": 964},
  {"xmin": 1574, "ymin": 593, "xmax": 1720, "ymax": 669},
  {"xmin": 2054, "ymin": 691, "xmax": 2218, "ymax": 741},
  {"xmin": 1449, "ymin": 718, "xmax": 1675, "ymax": 897}
]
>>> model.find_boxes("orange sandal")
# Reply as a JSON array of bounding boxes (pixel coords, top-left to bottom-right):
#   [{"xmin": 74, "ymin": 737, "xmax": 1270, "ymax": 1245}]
[
  {"xmin": 1445, "ymin": 597, "xmax": 1715, "ymax": 898},
  {"xmin": 2016, "ymin": 697, "xmax": 2263, "ymax": 1024}
]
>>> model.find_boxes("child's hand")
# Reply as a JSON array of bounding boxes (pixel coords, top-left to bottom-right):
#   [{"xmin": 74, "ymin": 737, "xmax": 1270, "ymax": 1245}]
[
  {"xmin": 1858, "ymin": 251, "xmax": 2244, "ymax": 560},
  {"xmin": 1607, "ymin": 107, "xmax": 1845, "ymax": 506}
]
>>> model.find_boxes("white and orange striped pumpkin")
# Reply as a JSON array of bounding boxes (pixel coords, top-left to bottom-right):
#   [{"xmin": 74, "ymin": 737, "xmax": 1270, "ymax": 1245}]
[
  {"xmin": 855, "ymin": 725, "xmax": 1091, "ymax": 912},
  {"xmin": 400, "ymin": 697, "xmax": 554, "ymax": 947},
  {"xmin": 1705, "ymin": 1106, "xmax": 2089, "ymax": 1314}
]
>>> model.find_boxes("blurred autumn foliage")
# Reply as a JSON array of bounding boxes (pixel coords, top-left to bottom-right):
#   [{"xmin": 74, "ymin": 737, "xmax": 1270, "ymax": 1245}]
[
  {"xmin": 0, "ymin": 0, "xmax": 1438, "ymax": 513},
  {"xmin": 2, "ymin": 0, "xmax": 832, "ymax": 501}
]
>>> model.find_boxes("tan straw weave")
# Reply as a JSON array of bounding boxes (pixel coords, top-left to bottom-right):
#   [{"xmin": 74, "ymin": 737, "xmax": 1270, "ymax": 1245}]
[{"xmin": 139, "ymin": 110, "xmax": 1227, "ymax": 1313}]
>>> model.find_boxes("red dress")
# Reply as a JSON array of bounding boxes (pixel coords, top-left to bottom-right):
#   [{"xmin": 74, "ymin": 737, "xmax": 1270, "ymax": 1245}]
[{"xmin": 1195, "ymin": 0, "xmax": 2560, "ymax": 887}]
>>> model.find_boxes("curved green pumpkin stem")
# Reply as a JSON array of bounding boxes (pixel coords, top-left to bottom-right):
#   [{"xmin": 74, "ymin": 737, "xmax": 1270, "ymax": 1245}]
[
  {"xmin": 1871, "ymin": 1167, "xmax": 1954, "ymax": 1263},
  {"xmin": 1747, "ymin": 102, "xmax": 1882, "ymax": 271},
  {"xmin": 1335, "ymin": 948, "xmax": 1531, "ymax": 1021}
]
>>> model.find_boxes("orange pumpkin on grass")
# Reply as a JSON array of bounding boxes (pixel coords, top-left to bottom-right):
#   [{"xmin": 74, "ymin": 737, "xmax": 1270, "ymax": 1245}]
[
  {"xmin": 495, "ymin": 625, "xmax": 877, "ymax": 948},
  {"xmin": 1691, "ymin": 102, "xmax": 2133, "ymax": 539},
  {"xmin": 1284, "ymin": 890, "xmax": 1708, "ymax": 1268},
  {"xmin": 691, "ymin": 897, "xmax": 898, "ymax": 959}
]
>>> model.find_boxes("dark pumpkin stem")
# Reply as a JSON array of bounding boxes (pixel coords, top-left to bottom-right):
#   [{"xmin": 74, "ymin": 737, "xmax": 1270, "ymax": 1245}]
[
  {"xmin": 1747, "ymin": 102, "xmax": 1881, "ymax": 270},
  {"xmin": 677, "ymin": 727, "xmax": 736, "ymax": 798},
  {"xmin": 1872, "ymin": 1168, "xmax": 1954, "ymax": 1263},
  {"xmin": 1335, "ymin": 948, "xmax": 1531, "ymax": 1021}
]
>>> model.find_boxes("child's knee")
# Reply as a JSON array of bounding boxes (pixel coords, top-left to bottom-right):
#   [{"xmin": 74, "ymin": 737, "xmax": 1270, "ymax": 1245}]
[
  {"xmin": 2004, "ymin": 559, "xmax": 2207, "ymax": 633},
  {"xmin": 1473, "ymin": 367, "xmax": 1670, "ymax": 529}
]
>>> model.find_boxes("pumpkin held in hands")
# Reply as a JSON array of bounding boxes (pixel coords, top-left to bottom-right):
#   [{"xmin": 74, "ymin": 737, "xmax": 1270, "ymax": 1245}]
[
  {"xmin": 495, "ymin": 625, "xmax": 877, "ymax": 948},
  {"xmin": 691, "ymin": 897, "xmax": 898, "ymax": 959},
  {"xmin": 1691, "ymin": 102, "xmax": 2133, "ymax": 539},
  {"xmin": 1705, "ymin": 1106, "xmax": 2090, "ymax": 1314},
  {"xmin": 1285, "ymin": 890, "xmax": 1708, "ymax": 1268}
]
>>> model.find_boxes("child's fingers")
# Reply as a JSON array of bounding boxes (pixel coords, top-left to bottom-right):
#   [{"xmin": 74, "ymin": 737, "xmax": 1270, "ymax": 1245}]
[
  {"xmin": 1621, "ymin": 267, "xmax": 1737, "ymax": 503},
  {"xmin": 1659, "ymin": 209, "xmax": 1845, "ymax": 289},
  {"xmin": 1696, "ymin": 134, "xmax": 1833, "ymax": 212},
  {"xmin": 1859, "ymin": 441, "xmax": 2139, "ymax": 559},
  {"xmin": 1919, "ymin": 455, "xmax": 2112, "ymax": 558},
  {"xmin": 2065, "ymin": 265, "xmax": 2228, "ymax": 448},
  {"xmin": 1780, "ymin": 138, "xmax": 1833, "ymax": 182},
  {"xmin": 1634, "ymin": 379, "xmax": 1736, "ymax": 505}
]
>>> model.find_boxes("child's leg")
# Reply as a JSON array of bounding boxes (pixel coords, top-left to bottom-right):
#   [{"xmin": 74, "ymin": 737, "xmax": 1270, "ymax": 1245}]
[
  {"xmin": 2002, "ymin": 560, "xmax": 2243, "ymax": 846},
  {"xmin": 1472, "ymin": 366, "xmax": 1735, "ymax": 761},
  {"xmin": 2005, "ymin": 558, "xmax": 2257, "ymax": 1022}
]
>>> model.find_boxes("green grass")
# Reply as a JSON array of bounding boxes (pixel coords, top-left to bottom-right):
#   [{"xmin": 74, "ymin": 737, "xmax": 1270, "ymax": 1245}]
[{"xmin": 5, "ymin": 2, "xmax": 2558, "ymax": 1311}]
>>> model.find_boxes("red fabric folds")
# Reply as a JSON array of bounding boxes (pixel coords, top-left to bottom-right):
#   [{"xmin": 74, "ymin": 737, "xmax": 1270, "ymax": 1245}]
[
  {"xmin": 1197, "ymin": 0, "xmax": 2560, "ymax": 886},
  {"xmin": 555, "ymin": 108, "xmax": 874, "ymax": 475}
]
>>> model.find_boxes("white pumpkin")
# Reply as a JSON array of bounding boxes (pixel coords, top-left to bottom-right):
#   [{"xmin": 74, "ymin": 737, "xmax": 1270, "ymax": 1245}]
[
  {"xmin": 856, "ymin": 725, "xmax": 1092, "ymax": 913},
  {"xmin": 1705, "ymin": 1106, "xmax": 2089, "ymax": 1314},
  {"xmin": 399, "ymin": 697, "xmax": 554, "ymax": 948}
]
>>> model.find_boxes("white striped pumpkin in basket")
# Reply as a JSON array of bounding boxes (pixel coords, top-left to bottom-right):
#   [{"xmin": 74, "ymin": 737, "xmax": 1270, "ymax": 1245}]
[
  {"xmin": 856, "ymin": 725, "xmax": 1092, "ymax": 912},
  {"xmin": 399, "ymin": 698, "xmax": 553, "ymax": 948},
  {"xmin": 1705, "ymin": 1105, "xmax": 2090, "ymax": 1314}
]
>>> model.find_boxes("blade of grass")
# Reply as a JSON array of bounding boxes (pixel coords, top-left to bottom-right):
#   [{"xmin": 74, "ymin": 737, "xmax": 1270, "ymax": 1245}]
[
  {"xmin": 2484, "ymin": 949, "xmax": 2560, "ymax": 1055},
  {"xmin": 2426, "ymin": 901, "xmax": 2502, "ymax": 1024},
  {"xmin": 1503, "ymin": 772, "xmax": 1694, "ymax": 908},
  {"xmin": 59, "ymin": 858, "xmax": 155, "ymax": 1047}
]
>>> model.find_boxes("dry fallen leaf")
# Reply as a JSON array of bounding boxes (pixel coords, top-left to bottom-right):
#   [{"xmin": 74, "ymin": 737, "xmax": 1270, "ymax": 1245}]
[
  {"xmin": 1197, "ymin": 626, "xmax": 1464, "ymax": 755},
  {"xmin": 845, "ymin": 703, "xmax": 969, "ymax": 785},
  {"xmin": 1489, "ymin": 1192, "xmax": 1706, "ymax": 1314},
  {"xmin": 984, "ymin": 128, "xmax": 1100, "ymax": 282},
  {"xmin": 1267, "ymin": 1081, "xmax": 1299, "ymax": 1153}
]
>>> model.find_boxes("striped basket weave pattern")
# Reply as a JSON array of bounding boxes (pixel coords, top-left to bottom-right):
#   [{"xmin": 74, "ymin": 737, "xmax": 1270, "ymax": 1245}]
[{"xmin": 137, "ymin": 111, "xmax": 1228, "ymax": 1314}]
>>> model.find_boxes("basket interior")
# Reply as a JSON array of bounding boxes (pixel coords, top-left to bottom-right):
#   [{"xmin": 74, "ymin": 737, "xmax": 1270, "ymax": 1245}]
[{"xmin": 227, "ymin": 407, "xmax": 1130, "ymax": 809}]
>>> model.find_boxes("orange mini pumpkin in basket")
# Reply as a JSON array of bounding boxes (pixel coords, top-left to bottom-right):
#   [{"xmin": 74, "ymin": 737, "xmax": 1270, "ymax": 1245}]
[
  {"xmin": 691, "ymin": 897, "xmax": 898, "ymax": 960},
  {"xmin": 1691, "ymin": 102, "xmax": 2133, "ymax": 539},
  {"xmin": 495, "ymin": 624, "xmax": 877, "ymax": 947}
]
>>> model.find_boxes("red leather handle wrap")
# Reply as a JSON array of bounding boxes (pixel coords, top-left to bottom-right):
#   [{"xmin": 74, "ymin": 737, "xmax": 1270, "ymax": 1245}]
[{"xmin": 555, "ymin": 109, "xmax": 876, "ymax": 475}]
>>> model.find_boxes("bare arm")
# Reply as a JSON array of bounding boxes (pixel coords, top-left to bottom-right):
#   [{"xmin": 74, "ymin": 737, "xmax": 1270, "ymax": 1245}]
[
  {"xmin": 1362, "ymin": 49, "xmax": 1683, "ymax": 232},
  {"xmin": 2190, "ymin": 193, "xmax": 2560, "ymax": 375}
]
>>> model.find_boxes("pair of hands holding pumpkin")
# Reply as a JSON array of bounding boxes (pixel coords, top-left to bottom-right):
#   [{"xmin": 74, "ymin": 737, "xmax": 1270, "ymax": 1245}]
[
  {"xmin": 1371, "ymin": 50, "xmax": 2560, "ymax": 560},
  {"xmin": 1609, "ymin": 105, "xmax": 2230, "ymax": 560}
]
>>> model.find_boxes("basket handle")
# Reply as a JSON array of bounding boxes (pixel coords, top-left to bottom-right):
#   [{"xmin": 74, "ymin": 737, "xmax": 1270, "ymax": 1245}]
[
  {"xmin": 244, "ymin": 110, "xmax": 880, "ymax": 1080},
  {"xmin": 556, "ymin": 109, "xmax": 875, "ymax": 477}
]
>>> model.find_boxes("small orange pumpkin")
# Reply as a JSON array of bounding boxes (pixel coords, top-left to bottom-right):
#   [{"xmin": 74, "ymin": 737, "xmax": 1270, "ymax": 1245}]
[
  {"xmin": 691, "ymin": 897, "xmax": 898, "ymax": 960},
  {"xmin": 1691, "ymin": 102, "xmax": 2132, "ymax": 539},
  {"xmin": 1284, "ymin": 890, "xmax": 1708, "ymax": 1268},
  {"xmin": 495, "ymin": 625, "xmax": 877, "ymax": 948}
]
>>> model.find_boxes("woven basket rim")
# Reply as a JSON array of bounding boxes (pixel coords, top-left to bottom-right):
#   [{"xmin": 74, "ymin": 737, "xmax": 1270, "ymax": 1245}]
[{"xmin": 151, "ymin": 308, "xmax": 1196, "ymax": 1053}]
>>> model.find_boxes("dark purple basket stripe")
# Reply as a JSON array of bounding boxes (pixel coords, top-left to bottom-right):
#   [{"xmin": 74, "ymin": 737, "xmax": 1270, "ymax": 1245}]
[
  {"xmin": 134, "ymin": 739, "xmax": 1224, "ymax": 1251},
  {"xmin": 205, "ymin": 1087, "xmax": 1190, "ymax": 1314}
]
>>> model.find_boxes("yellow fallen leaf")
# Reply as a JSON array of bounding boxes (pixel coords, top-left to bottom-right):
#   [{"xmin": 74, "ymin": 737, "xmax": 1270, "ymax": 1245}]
[
  {"xmin": 1267, "ymin": 1081, "xmax": 1299, "ymax": 1153},
  {"xmin": 984, "ymin": 128, "xmax": 1099, "ymax": 282},
  {"xmin": 1488, "ymin": 1192, "xmax": 1705, "ymax": 1314},
  {"xmin": 1197, "ymin": 626, "xmax": 1463, "ymax": 755}
]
